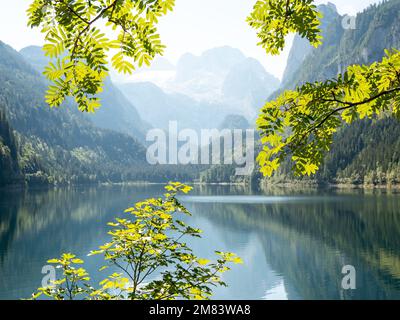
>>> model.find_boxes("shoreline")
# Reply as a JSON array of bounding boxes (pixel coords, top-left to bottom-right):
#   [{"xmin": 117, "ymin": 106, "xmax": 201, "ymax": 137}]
[
  {"xmin": 2, "ymin": 181, "xmax": 400, "ymax": 193},
  {"xmin": 260, "ymin": 181, "xmax": 400, "ymax": 190}
]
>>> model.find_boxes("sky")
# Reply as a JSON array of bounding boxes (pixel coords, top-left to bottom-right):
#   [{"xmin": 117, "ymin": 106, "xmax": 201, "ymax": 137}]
[{"xmin": 0, "ymin": 0, "xmax": 383, "ymax": 79}]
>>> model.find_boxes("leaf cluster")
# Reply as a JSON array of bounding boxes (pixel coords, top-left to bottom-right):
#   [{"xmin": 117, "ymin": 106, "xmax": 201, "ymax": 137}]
[
  {"xmin": 247, "ymin": 0, "xmax": 322, "ymax": 55},
  {"xmin": 27, "ymin": 0, "xmax": 174, "ymax": 111}
]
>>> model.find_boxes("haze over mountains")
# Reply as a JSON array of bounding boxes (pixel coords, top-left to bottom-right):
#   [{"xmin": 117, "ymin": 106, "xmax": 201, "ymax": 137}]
[{"xmin": 118, "ymin": 46, "xmax": 280, "ymax": 130}]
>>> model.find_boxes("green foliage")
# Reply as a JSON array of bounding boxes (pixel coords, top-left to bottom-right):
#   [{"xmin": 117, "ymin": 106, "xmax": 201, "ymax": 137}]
[
  {"xmin": 31, "ymin": 183, "xmax": 242, "ymax": 300},
  {"xmin": 27, "ymin": 0, "xmax": 175, "ymax": 112},
  {"xmin": 257, "ymin": 50, "xmax": 400, "ymax": 177},
  {"xmin": 32, "ymin": 253, "xmax": 90, "ymax": 300},
  {"xmin": 247, "ymin": 0, "xmax": 322, "ymax": 55}
]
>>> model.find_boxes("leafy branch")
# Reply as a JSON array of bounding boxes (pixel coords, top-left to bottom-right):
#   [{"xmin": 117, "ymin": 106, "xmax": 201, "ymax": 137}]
[
  {"xmin": 257, "ymin": 50, "xmax": 400, "ymax": 177},
  {"xmin": 28, "ymin": 0, "xmax": 175, "ymax": 112},
  {"xmin": 31, "ymin": 182, "xmax": 242, "ymax": 301}
]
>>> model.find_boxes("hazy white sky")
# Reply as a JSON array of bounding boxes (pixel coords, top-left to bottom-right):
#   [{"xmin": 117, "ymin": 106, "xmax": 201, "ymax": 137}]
[{"xmin": 0, "ymin": 0, "xmax": 383, "ymax": 79}]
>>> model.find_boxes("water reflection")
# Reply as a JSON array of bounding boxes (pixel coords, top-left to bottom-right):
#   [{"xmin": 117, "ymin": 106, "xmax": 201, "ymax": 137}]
[
  {"xmin": 0, "ymin": 185, "xmax": 400, "ymax": 300},
  {"xmin": 0, "ymin": 185, "xmax": 166, "ymax": 300}
]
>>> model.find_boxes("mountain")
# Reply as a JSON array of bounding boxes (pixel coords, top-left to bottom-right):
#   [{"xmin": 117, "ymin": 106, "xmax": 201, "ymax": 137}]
[
  {"xmin": 164, "ymin": 46, "xmax": 279, "ymax": 111},
  {"xmin": 0, "ymin": 41, "xmax": 158, "ymax": 186},
  {"xmin": 142, "ymin": 57, "xmax": 175, "ymax": 71},
  {"xmin": 280, "ymin": 0, "xmax": 400, "ymax": 91},
  {"xmin": 281, "ymin": 3, "xmax": 341, "ymax": 87},
  {"xmin": 168, "ymin": 47, "xmax": 246, "ymax": 102},
  {"xmin": 223, "ymin": 58, "xmax": 279, "ymax": 100},
  {"xmin": 1, "ymin": 41, "xmax": 211, "ymax": 186},
  {"xmin": 269, "ymin": 0, "xmax": 400, "ymax": 186},
  {"xmin": 90, "ymin": 77, "xmax": 149, "ymax": 141},
  {"xmin": 222, "ymin": 58, "xmax": 280, "ymax": 118},
  {"xmin": 175, "ymin": 47, "xmax": 246, "ymax": 83},
  {"xmin": 19, "ymin": 46, "xmax": 148, "ymax": 141},
  {"xmin": 119, "ymin": 47, "xmax": 279, "ymax": 131}
]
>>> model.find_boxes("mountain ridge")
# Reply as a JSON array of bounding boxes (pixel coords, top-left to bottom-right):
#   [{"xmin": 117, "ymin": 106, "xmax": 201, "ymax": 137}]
[
  {"xmin": 19, "ymin": 45, "xmax": 149, "ymax": 142},
  {"xmin": 268, "ymin": 0, "xmax": 400, "ymax": 186},
  {"xmin": 119, "ymin": 46, "xmax": 280, "ymax": 130},
  {"xmin": 0, "ymin": 41, "xmax": 154, "ymax": 186}
]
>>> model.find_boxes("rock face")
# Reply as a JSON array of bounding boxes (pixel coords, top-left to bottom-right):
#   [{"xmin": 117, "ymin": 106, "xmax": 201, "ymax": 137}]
[
  {"xmin": 166, "ymin": 46, "xmax": 279, "ymax": 108},
  {"xmin": 281, "ymin": 36, "xmax": 313, "ymax": 88},
  {"xmin": 281, "ymin": 0, "xmax": 400, "ymax": 91},
  {"xmin": 222, "ymin": 57, "xmax": 280, "ymax": 119},
  {"xmin": 281, "ymin": 3, "xmax": 340, "ymax": 87},
  {"xmin": 223, "ymin": 58, "xmax": 279, "ymax": 101}
]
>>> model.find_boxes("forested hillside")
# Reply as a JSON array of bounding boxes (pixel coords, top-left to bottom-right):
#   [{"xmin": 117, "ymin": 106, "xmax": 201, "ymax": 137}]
[
  {"xmin": 270, "ymin": 0, "xmax": 400, "ymax": 187},
  {"xmin": 0, "ymin": 41, "xmax": 147, "ymax": 186},
  {"xmin": 0, "ymin": 41, "xmax": 198, "ymax": 187}
]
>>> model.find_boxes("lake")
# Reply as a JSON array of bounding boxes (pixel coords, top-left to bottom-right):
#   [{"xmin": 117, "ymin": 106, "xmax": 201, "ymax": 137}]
[{"xmin": 1, "ymin": 184, "xmax": 400, "ymax": 300}]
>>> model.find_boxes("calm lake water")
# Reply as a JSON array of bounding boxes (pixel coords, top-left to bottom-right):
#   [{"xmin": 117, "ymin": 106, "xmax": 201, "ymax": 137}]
[{"xmin": 1, "ymin": 185, "xmax": 400, "ymax": 300}]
